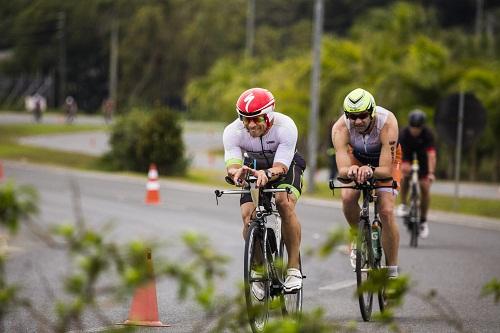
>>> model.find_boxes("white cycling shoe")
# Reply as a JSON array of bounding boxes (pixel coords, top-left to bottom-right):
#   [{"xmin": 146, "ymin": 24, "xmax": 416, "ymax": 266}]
[
  {"xmin": 251, "ymin": 270, "xmax": 266, "ymax": 301},
  {"xmin": 283, "ymin": 268, "xmax": 302, "ymax": 293},
  {"xmin": 420, "ymin": 223, "xmax": 429, "ymax": 239}
]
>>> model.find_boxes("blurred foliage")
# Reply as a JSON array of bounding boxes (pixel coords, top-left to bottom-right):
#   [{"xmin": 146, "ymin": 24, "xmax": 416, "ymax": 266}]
[
  {"xmin": 481, "ymin": 278, "xmax": 500, "ymax": 304},
  {"xmin": 0, "ymin": 182, "xmax": 38, "ymax": 233},
  {"xmin": 1, "ymin": 181, "xmax": 497, "ymax": 332},
  {"xmin": 0, "ymin": 0, "xmax": 499, "ymax": 180},
  {"xmin": 106, "ymin": 107, "xmax": 188, "ymax": 175},
  {"xmin": 186, "ymin": 1, "xmax": 500, "ymax": 181}
]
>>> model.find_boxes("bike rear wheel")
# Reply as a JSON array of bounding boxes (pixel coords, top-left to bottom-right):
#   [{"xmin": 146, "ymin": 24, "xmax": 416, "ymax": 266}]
[
  {"xmin": 356, "ymin": 220, "xmax": 374, "ymax": 321},
  {"xmin": 244, "ymin": 223, "xmax": 270, "ymax": 333},
  {"xmin": 279, "ymin": 237, "xmax": 303, "ymax": 317}
]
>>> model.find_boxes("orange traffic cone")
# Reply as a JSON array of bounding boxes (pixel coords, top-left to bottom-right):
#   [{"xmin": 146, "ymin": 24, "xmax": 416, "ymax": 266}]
[
  {"xmin": 145, "ymin": 164, "xmax": 160, "ymax": 204},
  {"xmin": 121, "ymin": 248, "xmax": 170, "ymax": 327}
]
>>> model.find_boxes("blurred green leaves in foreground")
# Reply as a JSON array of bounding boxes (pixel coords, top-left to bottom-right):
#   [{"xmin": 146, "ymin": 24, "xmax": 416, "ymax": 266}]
[{"xmin": 0, "ymin": 182, "xmax": 498, "ymax": 332}]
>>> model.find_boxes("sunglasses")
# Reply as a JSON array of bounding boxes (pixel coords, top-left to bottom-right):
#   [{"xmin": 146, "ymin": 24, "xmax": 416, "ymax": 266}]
[
  {"xmin": 345, "ymin": 112, "xmax": 371, "ymax": 120},
  {"xmin": 241, "ymin": 115, "xmax": 266, "ymax": 125}
]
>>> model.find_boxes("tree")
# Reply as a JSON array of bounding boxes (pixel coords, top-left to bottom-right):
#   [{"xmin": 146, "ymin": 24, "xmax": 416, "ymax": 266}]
[{"xmin": 106, "ymin": 107, "xmax": 188, "ymax": 175}]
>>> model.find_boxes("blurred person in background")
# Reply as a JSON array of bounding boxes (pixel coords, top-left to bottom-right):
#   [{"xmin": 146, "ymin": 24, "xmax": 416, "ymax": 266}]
[
  {"xmin": 25, "ymin": 93, "xmax": 46, "ymax": 123},
  {"xmin": 102, "ymin": 98, "xmax": 115, "ymax": 124},
  {"xmin": 397, "ymin": 109, "xmax": 436, "ymax": 239},
  {"xmin": 64, "ymin": 96, "xmax": 78, "ymax": 124}
]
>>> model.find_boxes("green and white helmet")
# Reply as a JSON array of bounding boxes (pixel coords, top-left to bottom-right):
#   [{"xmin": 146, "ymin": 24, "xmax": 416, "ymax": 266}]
[{"xmin": 343, "ymin": 88, "xmax": 376, "ymax": 117}]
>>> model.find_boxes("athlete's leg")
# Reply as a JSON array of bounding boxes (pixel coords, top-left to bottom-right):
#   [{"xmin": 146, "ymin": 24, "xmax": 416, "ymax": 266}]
[
  {"xmin": 275, "ymin": 193, "xmax": 300, "ymax": 269},
  {"xmin": 399, "ymin": 162, "xmax": 411, "ymax": 205},
  {"xmin": 378, "ymin": 191, "xmax": 400, "ymax": 267},
  {"xmin": 241, "ymin": 202, "xmax": 256, "ymax": 239},
  {"xmin": 341, "ymin": 188, "xmax": 361, "ymax": 229},
  {"xmin": 419, "ymin": 177, "xmax": 432, "ymax": 222}
]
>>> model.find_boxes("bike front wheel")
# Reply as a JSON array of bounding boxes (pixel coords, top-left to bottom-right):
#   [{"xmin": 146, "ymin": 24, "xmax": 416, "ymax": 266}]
[
  {"xmin": 409, "ymin": 187, "xmax": 420, "ymax": 247},
  {"xmin": 356, "ymin": 221, "xmax": 374, "ymax": 321},
  {"xmin": 244, "ymin": 222, "xmax": 270, "ymax": 333}
]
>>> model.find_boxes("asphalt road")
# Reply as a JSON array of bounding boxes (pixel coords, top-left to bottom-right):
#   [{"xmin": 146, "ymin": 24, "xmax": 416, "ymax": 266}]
[
  {"xmin": 3, "ymin": 161, "xmax": 500, "ymax": 332},
  {"xmin": 2, "ymin": 111, "xmax": 497, "ymax": 200}
]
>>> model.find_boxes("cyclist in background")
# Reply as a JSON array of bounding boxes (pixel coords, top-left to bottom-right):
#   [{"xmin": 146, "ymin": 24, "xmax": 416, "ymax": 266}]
[
  {"xmin": 223, "ymin": 87, "xmax": 306, "ymax": 293},
  {"xmin": 397, "ymin": 109, "xmax": 436, "ymax": 238},
  {"xmin": 331, "ymin": 88, "xmax": 401, "ymax": 279}
]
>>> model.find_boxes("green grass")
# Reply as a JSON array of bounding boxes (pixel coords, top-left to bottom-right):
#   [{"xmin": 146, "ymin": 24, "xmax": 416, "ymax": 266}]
[
  {"xmin": 1, "ymin": 122, "xmax": 498, "ymax": 220},
  {"xmin": 429, "ymin": 194, "xmax": 499, "ymax": 219},
  {"xmin": 0, "ymin": 123, "xmax": 105, "ymax": 170},
  {"xmin": 0, "ymin": 123, "xmax": 106, "ymax": 138}
]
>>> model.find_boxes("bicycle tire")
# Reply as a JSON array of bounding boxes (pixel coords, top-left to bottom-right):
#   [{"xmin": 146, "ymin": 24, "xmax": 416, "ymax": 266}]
[
  {"xmin": 356, "ymin": 220, "xmax": 374, "ymax": 321},
  {"xmin": 409, "ymin": 184, "xmax": 420, "ymax": 248},
  {"xmin": 279, "ymin": 237, "xmax": 303, "ymax": 317},
  {"xmin": 376, "ymin": 249, "xmax": 387, "ymax": 312},
  {"xmin": 244, "ymin": 222, "xmax": 270, "ymax": 333}
]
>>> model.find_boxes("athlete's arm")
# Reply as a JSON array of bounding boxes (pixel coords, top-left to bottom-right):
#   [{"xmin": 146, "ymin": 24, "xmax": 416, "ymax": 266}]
[
  {"xmin": 332, "ymin": 119, "xmax": 354, "ymax": 179},
  {"xmin": 426, "ymin": 129, "xmax": 437, "ymax": 181},
  {"xmin": 375, "ymin": 112, "xmax": 399, "ymax": 178},
  {"xmin": 223, "ymin": 123, "xmax": 247, "ymax": 185}
]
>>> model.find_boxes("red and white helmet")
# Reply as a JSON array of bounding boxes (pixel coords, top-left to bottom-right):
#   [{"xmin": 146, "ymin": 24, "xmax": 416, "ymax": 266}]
[{"xmin": 236, "ymin": 88, "xmax": 275, "ymax": 123}]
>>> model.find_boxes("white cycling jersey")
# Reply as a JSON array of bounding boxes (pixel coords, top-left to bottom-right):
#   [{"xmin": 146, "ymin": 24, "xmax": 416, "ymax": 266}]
[{"xmin": 223, "ymin": 112, "xmax": 298, "ymax": 168}]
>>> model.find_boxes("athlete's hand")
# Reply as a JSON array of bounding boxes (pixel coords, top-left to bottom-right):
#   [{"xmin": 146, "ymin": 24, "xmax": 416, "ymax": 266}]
[
  {"xmin": 357, "ymin": 165, "xmax": 373, "ymax": 183},
  {"xmin": 347, "ymin": 165, "xmax": 360, "ymax": 180},
  {"xmin": 427, "ymin": 173, "xmax": 435, "ymax": 183},
  {"xmin": 232, "ymin": 165, "xmax": 251, "ymax": 186},
  {"xmin": 252, "ymin": 169, "xmax": 269, "ymax": 188}
]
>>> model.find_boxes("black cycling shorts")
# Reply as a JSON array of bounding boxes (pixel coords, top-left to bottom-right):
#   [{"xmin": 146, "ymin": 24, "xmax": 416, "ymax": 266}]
[{"xmin": 240, "ymin": 153, "xmax": 306, "ymax": 205}]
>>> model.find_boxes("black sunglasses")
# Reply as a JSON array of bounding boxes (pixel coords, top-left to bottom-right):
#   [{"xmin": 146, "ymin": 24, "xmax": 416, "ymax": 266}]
[{"xmin": 345, "ymin": 111, "xmax": 371, "ymax": 120}]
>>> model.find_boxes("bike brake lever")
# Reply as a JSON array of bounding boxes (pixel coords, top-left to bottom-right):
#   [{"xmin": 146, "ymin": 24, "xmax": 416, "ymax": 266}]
[{"xmin": 214, "ymin": 190, "xmax": 222, "ymax": 205}]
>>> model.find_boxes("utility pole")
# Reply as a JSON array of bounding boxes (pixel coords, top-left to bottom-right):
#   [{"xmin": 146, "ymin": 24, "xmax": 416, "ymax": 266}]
[
  {"xmin": 245, "ymin": 0, "xmax": 255, "ymax": 57},
  {"xmin": 109, "ymin": 18, "xmax": 119, "ymax": 108},
  {"xmin": 57, "ymin": 11, "xmax": 66, "ymax": 106},
  {"xmin": 475, "ymin": 0, "xmax": 484, "ymax": 47},
  {"xmin": 307, "ymin": 0, "xmax": 324, "ymax": 192},
  {"xmin": 453, "ymin": 91, "xmax": 465, "ymax": 211}
]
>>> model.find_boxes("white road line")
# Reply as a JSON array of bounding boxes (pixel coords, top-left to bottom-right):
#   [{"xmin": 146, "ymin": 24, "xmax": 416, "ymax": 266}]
[{"xmin": 319, "ymin": 279, "xmax": 357, "ymax": 291}]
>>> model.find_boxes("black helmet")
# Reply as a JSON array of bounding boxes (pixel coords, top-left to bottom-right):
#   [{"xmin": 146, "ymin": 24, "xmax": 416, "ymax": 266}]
[{"xmin": 409, "ymin": 109, "xmax": 426, "ymax": 127}]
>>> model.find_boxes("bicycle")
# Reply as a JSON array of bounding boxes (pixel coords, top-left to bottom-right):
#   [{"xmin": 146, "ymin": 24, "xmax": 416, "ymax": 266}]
[
  {"xmin": 215, "ymin": 174, "xmax": 303, "ymax": 333},
  {"xmin": 406, "ymin": 153, "xmax": 421, "ymax": 247},
  {"xmin": 329, "ymin": 177, "xmax": 397, "ymax": 321}
]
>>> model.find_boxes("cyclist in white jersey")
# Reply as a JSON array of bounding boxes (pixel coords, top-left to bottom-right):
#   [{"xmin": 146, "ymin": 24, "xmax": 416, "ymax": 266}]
[
  {"xmin": 331, "ymin": 88, "xmax": 402, "ymax": 278},
  {"xmin": 223, "ymin": 87, "xmax": 306, "ymax": 293}
]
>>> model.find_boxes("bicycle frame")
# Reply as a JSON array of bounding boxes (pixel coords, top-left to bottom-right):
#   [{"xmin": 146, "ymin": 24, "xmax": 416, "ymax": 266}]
[
  {"xmin": 215, "ymin": 176, "xmax": 291, "ymax": 274},
  {"xmin": 330, "ymin": 177, "xmax": 396, "ymax": 321},
  {"xmin": 215, "ymin": 175, "xmax": 298, "ymax": 332}
]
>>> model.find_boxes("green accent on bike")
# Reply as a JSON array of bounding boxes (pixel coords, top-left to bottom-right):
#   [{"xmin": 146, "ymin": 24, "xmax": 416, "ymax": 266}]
[
  {"xmin": 278, "ymin": 184, "xmax": 300, "ymax": 199},
  {"xmin": 225, "ymin": 158, "xmax": 242, "ymax": 167}
]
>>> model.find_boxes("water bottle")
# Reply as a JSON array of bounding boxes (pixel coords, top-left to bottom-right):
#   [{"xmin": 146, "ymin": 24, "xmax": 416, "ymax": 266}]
[
  {"xmin": 371, "ymin": 221, "xmax": 381, "ymax": 260},
  {"xmin": 273, "ymin": 214, "xmax": 282, "ymax": 249}
]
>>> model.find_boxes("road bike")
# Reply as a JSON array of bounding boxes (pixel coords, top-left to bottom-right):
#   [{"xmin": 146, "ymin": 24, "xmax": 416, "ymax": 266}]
[
  {"xmin": 330, "ymin": 177, "xmax": 397, "ymax": 321},
  {"xmin": 406, "ymin": 153, "xmax": 421, "ymax": 247},
  {"xmin": 215, "ymin": 175, "xmax": 303, "ymax": 332}
]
